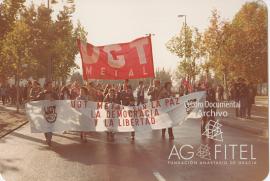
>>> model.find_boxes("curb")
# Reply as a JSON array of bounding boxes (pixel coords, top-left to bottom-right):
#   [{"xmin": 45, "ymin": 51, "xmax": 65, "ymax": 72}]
[{"xmin": 0, "ymin": 121, "xmax": 29, "ymax": 139}]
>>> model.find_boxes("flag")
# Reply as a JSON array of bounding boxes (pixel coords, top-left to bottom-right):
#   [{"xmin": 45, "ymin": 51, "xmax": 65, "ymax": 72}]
[{"xmin": 77, "ymin": 36, "xmax": 155, "ymax": 80}]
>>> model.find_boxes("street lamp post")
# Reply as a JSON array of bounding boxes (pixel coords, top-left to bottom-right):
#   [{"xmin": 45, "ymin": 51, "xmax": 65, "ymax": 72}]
[
  {"xmin": 177, "ymin": 15, "xmax": 186, "ymax": 57},
  {"xmin": 47, "ymin": 0, "xmax": 53, "ymax": 81},
  {"xmin": 145, "ymin": 33, "xmax": 155, "ymax": 36},
  {"xmin": 177, "ymin": 14, "xmax": 188, "ymax": 81},
  {"xmin": 145, "ymin": 33, "xmax": 155, "ymax": 84}
]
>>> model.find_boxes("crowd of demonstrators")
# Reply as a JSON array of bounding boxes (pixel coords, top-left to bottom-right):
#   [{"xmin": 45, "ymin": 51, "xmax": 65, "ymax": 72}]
[
  {"xmin": 0, "ymin": 80, "xmax": 35, "ymax": 106},
  {"xmin": 0, "ymin": 85, "xmax": 7, "ymax": 105},
  {"xmin": 228, "ymin": 78, "xmax": 256, "ymax": 119},
  {"xmin": 0, "ymin": 77, "xmax": 212, "ymax": 145},
  {"xmin": 179, "ymin": 77, "xmax": 257, "ymax": 120},
  {"xmin": 0, "ymin": 76, "xmax": 259, "ymax": 146}
]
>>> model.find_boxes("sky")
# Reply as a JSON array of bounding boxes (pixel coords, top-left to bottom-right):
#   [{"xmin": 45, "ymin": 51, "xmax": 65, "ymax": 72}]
[{"xmin": 28, "ymin": 0, "xmax": 253, "ymax": 73}]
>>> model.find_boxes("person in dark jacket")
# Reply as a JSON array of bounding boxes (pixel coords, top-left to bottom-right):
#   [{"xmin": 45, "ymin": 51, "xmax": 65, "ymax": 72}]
[
  {"xmin": 120, "ymin": 86, "xmax": 136, "ymax": 140},
  {"xmin": 246, "ymin": 82, "xmax": 256, "ymax": 119},
  {"xmin": 70, "ymin": 81, "xmax": 80, "ymax": 100},
  {"xmin": 29, "ymin": 81, "xmax": 41, "ymax": 101},
  {"xmin": 59, "ymin": 86, "xmax": 71, "ymax": 100},
  {"xmin": 120, "ymin": 85, "xmax": 135, "ymax": 106},
  {"xmin": 239, "ymin": 79, "xmax": 248, "ymax": 118},
  {"xmin": 136, "ymin": 81, "xmax": 145, "ymax": 105},
  {"xmin": 36, "ymin": 81, "xmax": 58, "ymax": 146},
  {"xmin": 147, "ymin": 79, "xmax": 162, "ymax": 101},
  {"xmin": 103, "ymin": 88, "xmax": 117, "ymax": 103},
  {"xmin": 234, "ymin": 78, "xmax": 241, "ymax": 117},
  {"xmin": 201, "ymin": 84, "xmax": 216, "ymax": 134}
]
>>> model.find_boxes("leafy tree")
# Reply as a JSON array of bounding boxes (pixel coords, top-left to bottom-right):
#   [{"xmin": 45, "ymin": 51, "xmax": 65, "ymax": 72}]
[
  {"xmin": 0, "ymin": 0, "xmax": 25, "ymax": 37},
  {"xmin": 1, "ymin": 20, "xmax": 36, "ymax": 112},
  {"xmin": 70, "ymin": 72, "xmax": 83, "ymax": 85},
  {"xmin": 1, "ymin": 20, "xmax": 35, "ymax": 79},
  {"xmin": 166, "ymin": 24, "xmax": 203, "ymax": 84},
  {"xmin": 19, "ymin": 3, "xmax": 87, "ymax": 82},
  {"xmin": 203, "ymin": 9, "xmax": 230, "ymax": 88},
  {"xmin": 155, "ymin": 68, "xmax": 172, "ymax": 84},
  {"xmin": 52, "ymin": 6, "xmax": 86, "ymax": 82},
  {"xmin": 23, "ymin": 4, "xmax": 54, "ymax": 78},
  {"xmin": 230, "ymin": 1, "xmax": 267, "ymax": 83},
  {"xmin": 0, "ymin": 0, "xmax": 26, "ymax": 80},
  {"xmin": 204, "ymin": 2, "xmax": 267, "ymax": 86}
]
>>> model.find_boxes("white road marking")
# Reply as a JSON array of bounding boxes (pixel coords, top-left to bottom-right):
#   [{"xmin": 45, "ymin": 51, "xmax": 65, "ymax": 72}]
[
  {"xmin": 0, "ymin": 174, "xmax": 6, "ymax": 181},
  {"xmin": 251, "ymin": 115, "xmax": 267, "ymax": 119},
  {"xmin": 255, "ymin": 104, "xmax": 268, "ymax": 107},
  {"xmin": 153, "ymin": 171, "xmax": 166, "ymax": 181}
]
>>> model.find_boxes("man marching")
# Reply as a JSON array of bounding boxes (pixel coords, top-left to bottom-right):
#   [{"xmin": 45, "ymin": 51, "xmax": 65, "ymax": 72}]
[
  {"xmin": 136, "ymin": 81, "xmax": 145, "ymax": 105},
  {"xmin": 36, "ymin": 81, "xmax": 58, "ymax": 146},
  {"xmin": 119, "ymin": 85, "xmax": 136, "ymax": 140},
  {"xmin": 147, "ymin": 79, "xmax": 162, "ymax": 101}
]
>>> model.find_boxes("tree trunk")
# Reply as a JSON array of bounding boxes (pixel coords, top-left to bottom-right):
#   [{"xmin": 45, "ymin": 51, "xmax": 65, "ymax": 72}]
[
  {"xmin": 16, "ymin": 71, "xmax": 20, "ymax": 113},
  {"xmin": 223, "ymin": 72, "xmax": 228, "ymax": 100}
]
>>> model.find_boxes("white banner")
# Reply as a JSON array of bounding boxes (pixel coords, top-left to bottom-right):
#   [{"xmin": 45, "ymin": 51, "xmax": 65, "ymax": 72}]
[{"xmin": 26, "ymin": 91, "xmax": 206, "ymax": 133}]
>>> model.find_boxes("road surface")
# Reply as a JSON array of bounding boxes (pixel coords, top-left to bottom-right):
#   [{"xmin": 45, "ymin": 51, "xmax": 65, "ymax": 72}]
[{"xmin": 0, "ymin": 117, "xmax": 268, "ymax": 181}]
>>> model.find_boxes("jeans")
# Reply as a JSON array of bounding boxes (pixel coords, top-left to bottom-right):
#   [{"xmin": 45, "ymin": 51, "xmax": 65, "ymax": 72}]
[
  {"xmin": 44, "ymin": 132, "xmax": 52, "ymax": 141},
  {"xmin": 162, "ymin": 128, "xmax": 173, "ymax": 137}
]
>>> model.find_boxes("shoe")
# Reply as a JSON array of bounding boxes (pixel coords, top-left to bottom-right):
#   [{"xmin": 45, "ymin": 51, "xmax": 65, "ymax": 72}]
[
  {"xmin": 80, "ymin": 133, "xmax": 83, "ymax": 140},
  {"xmin": 111, "ymin": 134, "xmax": 115, "ymax": 141},
  {"xmin": 162, "ymin": 134, "xmax": 165, "ymax": 139},
  {"xmin": 46, "ymin": 139, "xmax": 52, "ymax": 146}
]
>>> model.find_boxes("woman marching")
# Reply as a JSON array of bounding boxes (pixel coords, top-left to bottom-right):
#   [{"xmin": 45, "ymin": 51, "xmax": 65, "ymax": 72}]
[
  {"xmin": 103, "ymin": 88, "xmax": 118, "ymax": 141},
  {"xmin": 158, "ymin": 81, "xmax": 175, "ymax": 140},
  {"xmin": 76, "ymin": 86, "xmax": 89, "ymax": 142}
]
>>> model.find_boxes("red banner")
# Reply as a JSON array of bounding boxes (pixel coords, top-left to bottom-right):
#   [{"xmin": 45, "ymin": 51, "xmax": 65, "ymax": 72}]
[{"xmin": 77, "ymin": 36, "xmax": 155, "ymax": 80}]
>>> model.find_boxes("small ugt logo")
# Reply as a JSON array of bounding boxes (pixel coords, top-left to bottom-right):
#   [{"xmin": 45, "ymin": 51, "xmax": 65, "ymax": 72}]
[
  {"xmin": 43, "ymin": 105, "xmax": 57, "ymax": 123},
  {"xmin": 184, "ymin": 98, "xmax": 197, "ymax": 114}
]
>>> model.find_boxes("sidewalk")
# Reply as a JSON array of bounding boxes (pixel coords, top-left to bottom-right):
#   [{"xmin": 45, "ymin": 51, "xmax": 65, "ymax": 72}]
[
  {"xmin": 219, "ymin": 96, "xmax": 268, "ymax": 138},
  {"xmin": 0, "ymin": 104, "xmax": 27, "ymax": 138}
]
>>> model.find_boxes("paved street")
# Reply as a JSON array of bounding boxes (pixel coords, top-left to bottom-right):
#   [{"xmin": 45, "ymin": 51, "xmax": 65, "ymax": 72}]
[
  {"xmin": 219, "ymin": 97, "xmax": 268, "ymax": 138},
  {"xmin": 0, "ymin": 116, "xmax": 268, "ymax": 181}
]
